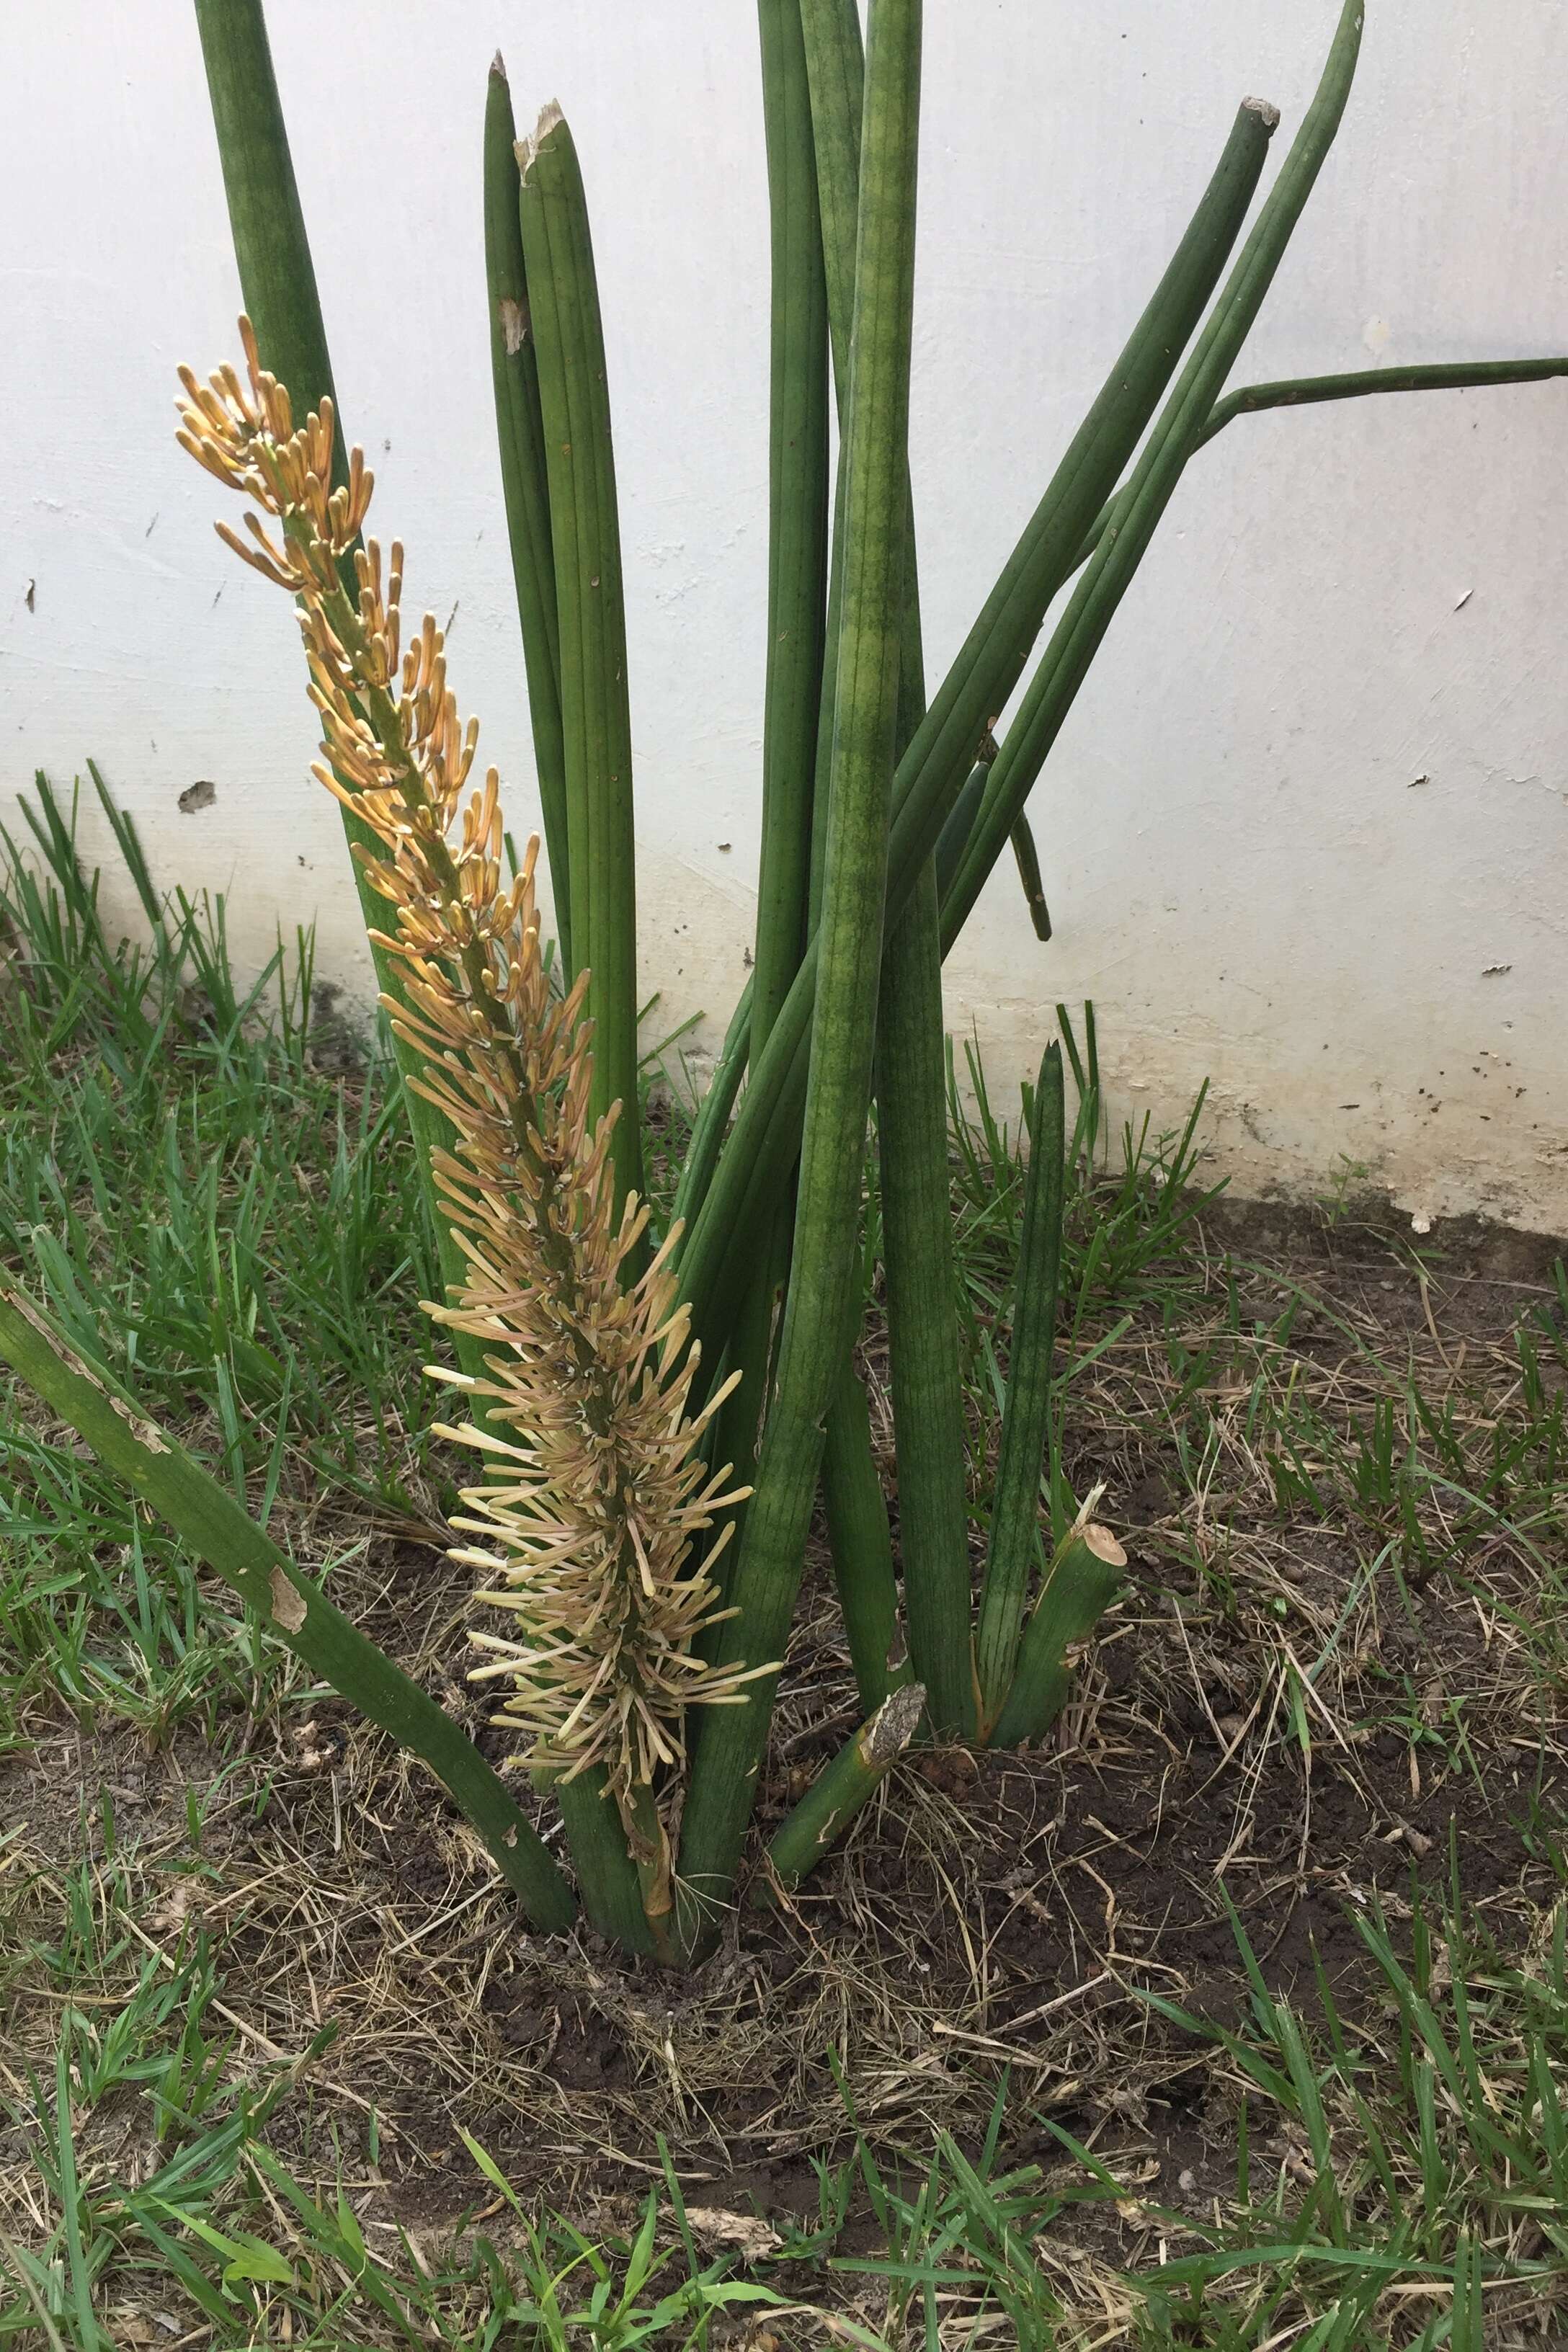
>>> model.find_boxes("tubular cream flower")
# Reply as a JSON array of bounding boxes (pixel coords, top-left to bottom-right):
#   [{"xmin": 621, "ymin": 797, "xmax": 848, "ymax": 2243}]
[{"xmin": 177, "ymin": 320, "xmax": 766, "ymax": 1840}]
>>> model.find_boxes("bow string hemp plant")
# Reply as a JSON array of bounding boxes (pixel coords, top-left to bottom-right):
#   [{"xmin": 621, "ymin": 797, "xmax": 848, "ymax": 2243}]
[{"xmin": 2, "ymin": 0, "xmax": 1564, "ymax": 1966}]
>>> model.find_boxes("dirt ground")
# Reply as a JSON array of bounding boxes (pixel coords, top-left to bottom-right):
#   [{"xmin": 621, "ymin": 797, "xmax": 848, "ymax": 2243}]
[{"xmin": 6, "ymin": 1188, "xmax": 1564, "ymax": 2334}]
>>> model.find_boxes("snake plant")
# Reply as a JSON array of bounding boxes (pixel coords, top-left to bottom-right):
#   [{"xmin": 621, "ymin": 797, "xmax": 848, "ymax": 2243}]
[{"xmin": 5, "ymin": 0, "xmax": 1564, "ymax": 1964}]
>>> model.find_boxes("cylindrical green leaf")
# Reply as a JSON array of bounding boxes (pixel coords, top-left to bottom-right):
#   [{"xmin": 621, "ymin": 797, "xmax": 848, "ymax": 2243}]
[
  {"xmin": 1064, "ymin": 356, "xmax": 1568, "ymax": 582},
  {"xmin": 974, "ymin": 1041, "xmax": 1066, "ymax": 1734},
  {"xmin": 517, "ymin": 105, "xmax": 643, "ymax": 1217},
  {"xmin": 191, "ymin": 0, "xmax": 338, "ymax": 486},
  {"xmin": 875, "ymin": 860, "xmax": 975, "ymax": 1735},
  {"xmin": 990, "ymin": 1522, "xmax": 1126, "ymax": 1749},
  {"xmin": 932, "ymin": 759, "xmax": 989, "ymax": 901},
  {"xmin": 821, "ymin": 1356, "xmax": 906, "ymax": 1711},
  {"xmin": 940, "ymin": 12, "xmax": 1368, "ymax": 945},
  {"xmin": 1009, "ymin": 812, "xmax": 1051, "ymax": 941},
  {"xmin": 484, "ymin": 57, "xmax": 571, "ymax": 968},
  {"xmin": 1198, "ymin": 355, "xmax": 1568, "ymax": 436},
  {"xmin": 752, "ymin": 1680, "xmax": 925, "ymax": 1899},
  {"xmin": 707, "ymin": 0, "xmax": 835, "ymax": 1596},
  {"xmin": 670, "ymin": 977, "xmax": 753, "ymax": 1237},
  {"xmin": 191, "ymin": 0, "xmax": 476, "ymax": 1331},
  {"xmin": 752, "ymin": 0, "xmax": 831, "ymax": 1056},
  {"xmin": 801, "ymin": 0, "xmax": 869, "ymax": 926},
  {"xmin": 676, "ymin": 0, "xmax": 925, "ymax": 1950},
  {"xmin": 800, "ymin": 0, "xmax": 953, "ymax": 1732},
  {"xmin": 677, "ymin": 97, "xmax": 1278, "ymax": 1368},
  {"xmin": 0, "ymin": 1283, "xmax": 575, "ymax": 1933}
]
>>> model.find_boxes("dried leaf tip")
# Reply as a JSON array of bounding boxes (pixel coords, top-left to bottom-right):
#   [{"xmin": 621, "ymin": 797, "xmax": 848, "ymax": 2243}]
[{"xmin": 516, "ymin": 98, "xmax": 566, "ymax": 177}]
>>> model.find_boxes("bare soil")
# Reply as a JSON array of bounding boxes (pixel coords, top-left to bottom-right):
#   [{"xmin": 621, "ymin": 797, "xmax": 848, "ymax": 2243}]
[{"xmin": 4, "ymin": 1192, "xmax": 1566, "ymax": 2324}]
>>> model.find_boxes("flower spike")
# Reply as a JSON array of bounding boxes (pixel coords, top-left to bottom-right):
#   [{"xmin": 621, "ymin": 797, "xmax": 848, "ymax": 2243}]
[{"xmin": 177, "ymin": 325, "xmax": 768, "ymax": 1835}]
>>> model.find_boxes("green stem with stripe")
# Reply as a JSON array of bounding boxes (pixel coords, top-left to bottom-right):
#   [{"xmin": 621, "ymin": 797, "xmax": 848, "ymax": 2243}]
[
  {"xmin": 752, "ymin": 0, "xmax": 831, "ymax": 1057},
  {"xmin": 709, "ymin": 0, "xmax": 836, "ymax": 1595},
  {"xmin": 873, "ymin": 859, "xmax": 976, "ymax": 1735},
  {"xmin": 801, "ymin": 0, "xmax": 972, "ymax": 1736},
  {"xmin": 799, "ymin": 0, "xmax": 945, "ymax": 1727},
  {"xmin": 676, "ymin": 0, "xmax": 926, "ymax": 1948},
  {"xmin": 821, "ymin": 1355, "xmax": 906, "ymax": 1710}
]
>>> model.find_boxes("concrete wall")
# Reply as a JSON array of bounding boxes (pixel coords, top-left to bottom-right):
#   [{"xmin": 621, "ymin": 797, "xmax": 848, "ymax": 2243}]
[{"xmin": 6, "ymin": 3, "xmax": 1567, "ymax": 1227}]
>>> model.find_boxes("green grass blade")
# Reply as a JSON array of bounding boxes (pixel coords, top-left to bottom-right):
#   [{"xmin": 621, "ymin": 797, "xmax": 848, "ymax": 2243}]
[
  {"xmin": 517, "ymin": 104, "xmax": 643, "ymax": 1217},
  {"xmin": 0, "ymin": 1280, "xmax": 576, "ymax": 1933},
  {"xmin": 974, "ymin": 1042, "xmax": 1066, "ymax": 1732},
  {"xmin": 676, "ymin": 0, "xmax": 925, "ymax": 1947},
  {"xmin": 87, "ymin": 760, "xmax": 162, "ymax": 935},
  {"xmin": 484, "ymin": 57, "xmax": 571, "ymax": 966},
  {"xmin": 53, "ymin": 2039, "xmax": 110, "ymax": 2352}
]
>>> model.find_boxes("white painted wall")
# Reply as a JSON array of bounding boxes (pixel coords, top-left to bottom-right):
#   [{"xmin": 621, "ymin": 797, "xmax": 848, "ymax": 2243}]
[{"xmin": 6, "ymin": 4, "xmax": 1567, "ymax": 1227}]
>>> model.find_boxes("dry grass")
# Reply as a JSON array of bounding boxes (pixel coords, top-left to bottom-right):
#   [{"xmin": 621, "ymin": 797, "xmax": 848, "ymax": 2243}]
[{"xmin": 6, "ymin": 1188, "xmax": 1566, "ymax": 2346}]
